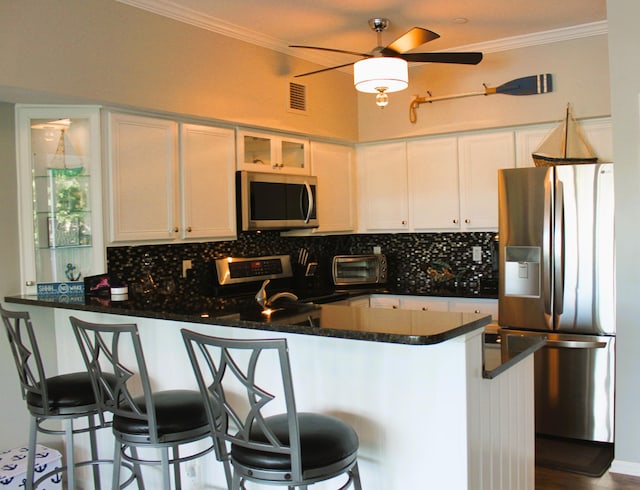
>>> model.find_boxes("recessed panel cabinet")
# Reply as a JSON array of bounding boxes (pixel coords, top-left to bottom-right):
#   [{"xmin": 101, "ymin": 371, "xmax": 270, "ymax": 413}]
[
  {"xmin": 457, "ymin": 131, "xmax": 515, "ymax": 230},
  {"xmin": 310, "ymin": 142, "xmax": 356, "ymax": 234},
  {"xmin": 357, "ymin": 142, "xmax": 409, "ymax": 231},
  {"xmin": 357, "ymin": 131, "xmax": 515, "ymax": 233},
  {"xmin": 105, "ymin": 112, "xmax": 236, "ymax": 243}
]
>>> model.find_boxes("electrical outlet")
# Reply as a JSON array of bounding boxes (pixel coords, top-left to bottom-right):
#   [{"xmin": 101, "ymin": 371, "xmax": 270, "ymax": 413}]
[
  {"xmin": 373, "ymin": 246, "xmax": 382, "ymax": 254},
  {"xmin": 472, "ymin": 246, "xmax": 482, "ymax": 263},
  {"xmin": 182, "ymin": 259, "xmax": 192, "ymax": 278}
]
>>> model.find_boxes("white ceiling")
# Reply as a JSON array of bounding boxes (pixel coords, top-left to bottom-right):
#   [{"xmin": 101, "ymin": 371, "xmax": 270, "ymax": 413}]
[{"xmin": 117, "ymin": 0, "xmax": 607, "ymax": 71}]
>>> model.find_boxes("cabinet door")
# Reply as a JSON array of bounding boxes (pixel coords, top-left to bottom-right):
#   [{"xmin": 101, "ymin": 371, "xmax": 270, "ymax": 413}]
[
  {"xmin": 358, "ymin": 142, "xmax": 409, "ymax": 231},
  {"xmin": 237, "ymin": 130, "xmax": 309, "ymax": 174},
  {"xmin": 400, "ymin": 296, "xmax": 449, "ymax": 312},
  {"xmin": 448, "ymin": 298, "xmax": 499, "ymax": 323},
  {"xmin": 310, "ymin": 142, "xmax": 355, "ymax": 234},
  {"xmin": 458, "ymin": 131, "xmax": 515, "ymax": 230},
  {"xmin": 407, "ymin": 137, "xmax": 460, "ymax": 230},
  {"xmin": 515, "ymin": 126, "xmax": 551, "ymax": 168},
  {"xmin": 107, "ymin": 113, "xmax": 178, "ymax": 242},
  {"xmin": 369, "ymin": 295, "xmax": 401, "ymax": 309},
  {"xmin": 180, "ymin": 124, "xmax": 236, "ymax": 240}
]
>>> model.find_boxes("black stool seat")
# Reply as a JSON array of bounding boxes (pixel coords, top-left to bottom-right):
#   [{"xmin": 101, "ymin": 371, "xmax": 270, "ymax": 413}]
[
  {"xmin": 26, "ymin": 372, "xmax": 117, "ymax": 411},
  {"xmin": 113, "ymin": 390, "xmax": 209, "ymax": 438},
  {"xmin": 232, "ymin": 413, "xmax": 359, "ymax": 471}
]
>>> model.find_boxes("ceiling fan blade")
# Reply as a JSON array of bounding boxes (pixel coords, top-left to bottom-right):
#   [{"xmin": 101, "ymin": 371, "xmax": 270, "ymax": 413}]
[
  {"xmin": 294, "ymin": 61, "xmax": 358, "ymax": 78},
  {"xmin": 382, "ymin": 27, "xmax": 440, "ymax": 55},
  {"xmin": 289, "ymin": 45, "xmax": 371, "ymax": 58},
  {"xmin": 398, "ymin": 51, "xmax": 483, "ymax": 65}
]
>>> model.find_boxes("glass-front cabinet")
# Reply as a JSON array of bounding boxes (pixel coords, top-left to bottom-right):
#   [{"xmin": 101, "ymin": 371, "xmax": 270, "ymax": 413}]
[
  {"xmin": 16, "ymin": 105, "xmax": 104, "ymax": 295},
  {"xmin": 237, "ymin": 129, "xmax": 309, "ymax": 174}
]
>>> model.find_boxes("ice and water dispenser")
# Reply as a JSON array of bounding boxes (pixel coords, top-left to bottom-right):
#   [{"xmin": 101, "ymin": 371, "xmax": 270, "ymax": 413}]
[{"xmin": 504, "ymin": 246, "xmax": 541, "ymax": 297}]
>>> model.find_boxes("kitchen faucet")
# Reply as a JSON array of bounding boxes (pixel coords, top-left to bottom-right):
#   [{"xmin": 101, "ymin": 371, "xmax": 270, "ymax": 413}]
[{"xmin": 255, "ymin": 279, "xmax": 298, "ymax": 309}]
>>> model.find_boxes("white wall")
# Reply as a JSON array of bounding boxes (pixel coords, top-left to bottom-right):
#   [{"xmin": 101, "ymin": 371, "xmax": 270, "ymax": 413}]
[
  {"xmin": 0, "ymin": 0, "xmax": 358, "ymax": 142},
  {"xmin": 607, "ymin": 0, "xmax": 640, "ymax": 475},
  {"xmin": 0, "ymin": 102, "xmax": 31, "ymax": 447},
  {"xmin": 358, "ymin": 34, "xmax": 610, "ymax": 142}
]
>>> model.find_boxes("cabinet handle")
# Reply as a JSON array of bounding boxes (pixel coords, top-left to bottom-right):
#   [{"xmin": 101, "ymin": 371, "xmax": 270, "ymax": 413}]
[
  {"xmin": 171, "ymin": 227, "xmax": 179, "ymax": 233},
  {"xmin": 474, "ymin": 309, "xmax": 481, "ymax": 313},
  {"xmin": 465, "ymin": 219, "xmax": 471, "ymax": 224},
  {"xmin": 422, "ymin": 307, "xmax": 428, "ymax": 311},
  {"xmin": 25, "ymin": 281, "xmax": 35, "ymax": 286},
  {"xmin": 392, "ymin": 305, "xmax": 398, "ymax": 309},
  {"xmin": 186, "ymin": 226, "xmax": 192, "ymax": 233},
  {"xmin": 401, "ymin": 220, "xmax": 407, "ymax": 225},
  {"xmin": 453, "ymin": 219, "xmax": 459, "ymax": 224}
]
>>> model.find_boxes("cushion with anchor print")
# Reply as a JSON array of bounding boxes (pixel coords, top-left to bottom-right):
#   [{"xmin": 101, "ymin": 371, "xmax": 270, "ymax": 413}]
[{"xmin": 0, "ymin": 445, "xmax": 62, "ymax": 489}]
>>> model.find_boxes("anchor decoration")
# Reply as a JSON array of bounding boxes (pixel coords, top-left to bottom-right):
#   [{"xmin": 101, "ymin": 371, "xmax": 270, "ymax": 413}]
[{"xmin": 65, "ymin": 262, "xmax": 81, "ymax": 281}]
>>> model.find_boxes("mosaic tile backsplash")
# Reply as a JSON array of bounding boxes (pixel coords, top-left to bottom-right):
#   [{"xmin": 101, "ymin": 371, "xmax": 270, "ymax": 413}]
[{"xmin": 106, "ymin": 231, "xmax": 499, "ymax": 298}]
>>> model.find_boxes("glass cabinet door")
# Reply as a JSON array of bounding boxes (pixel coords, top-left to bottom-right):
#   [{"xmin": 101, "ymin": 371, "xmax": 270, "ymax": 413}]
[
  {"xmin": 237, "ymin": 130, "xmax": 309, "ymax": 174},
  {"xmin": 16, "ymin": 105, "xmax": 104, "ymax": 294}
]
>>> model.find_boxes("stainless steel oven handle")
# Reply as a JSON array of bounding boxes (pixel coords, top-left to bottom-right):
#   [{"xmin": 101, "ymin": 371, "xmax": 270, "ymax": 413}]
[{"xmin": 545, "ymin": 339, "xmax": 607, "ymax": 349}]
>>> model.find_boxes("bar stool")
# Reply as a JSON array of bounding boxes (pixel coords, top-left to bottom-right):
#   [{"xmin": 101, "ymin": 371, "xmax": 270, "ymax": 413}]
[
  {"xmin": 70, "ymin": 317, "xmax": 217, "ymax": 490},
  {"xmin": 1, "ymin": 304, "xmax": 111, "ymax": 490},
  {"xmin": 181, "ymin": 329, "xmax": 362, "ymax": 490}
]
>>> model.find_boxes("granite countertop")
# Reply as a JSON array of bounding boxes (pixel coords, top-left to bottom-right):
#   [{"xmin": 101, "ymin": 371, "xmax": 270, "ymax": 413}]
[
  {"xmin": 483, "ymin": 332, "xmax": 547, "ymax": 379},
  {"xmin": 4, "ymin": 292, "xmax": 490, "ymax": 346}
]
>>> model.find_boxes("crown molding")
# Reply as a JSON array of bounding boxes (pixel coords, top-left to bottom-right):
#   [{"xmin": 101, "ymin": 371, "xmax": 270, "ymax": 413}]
[
  {"xmin": 453, "ymin": 20, "xmax": 608, "ymax": 54},
  {"xmin": 117, "ymin": 0, "xmax": 607, "ymax": 66}
]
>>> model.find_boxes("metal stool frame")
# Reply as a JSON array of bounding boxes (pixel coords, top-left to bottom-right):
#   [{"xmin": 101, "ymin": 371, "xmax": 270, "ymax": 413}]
[
  {"xmin": 71, "ymin": 317, "xmax": 216, "ymax": 490},
  {"xmin": 182, "ymin": 329, "xmax": 362, "ymax": 490}
]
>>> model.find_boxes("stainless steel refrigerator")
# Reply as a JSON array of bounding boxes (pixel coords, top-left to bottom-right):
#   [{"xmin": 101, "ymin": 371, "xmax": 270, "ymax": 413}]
[{"xmin": 498, "ymin": 163, "xmax": 615, "ymax": 443}]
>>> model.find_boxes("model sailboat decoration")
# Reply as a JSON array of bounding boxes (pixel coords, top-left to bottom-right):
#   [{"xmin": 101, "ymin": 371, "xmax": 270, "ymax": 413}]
[{"xmin": 532, "ymin": 104, "xmax": 598, "ymax": 166}]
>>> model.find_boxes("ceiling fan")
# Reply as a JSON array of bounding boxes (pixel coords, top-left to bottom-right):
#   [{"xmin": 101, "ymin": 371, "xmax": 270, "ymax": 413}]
[{"xmin": 289, "ymin": 18, "xmax": 482, "ymax": 106}]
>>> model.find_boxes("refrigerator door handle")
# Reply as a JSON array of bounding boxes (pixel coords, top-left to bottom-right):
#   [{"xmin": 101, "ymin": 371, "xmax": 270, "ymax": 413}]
[
  {"xmin": 542, "ymin": 175, "xmax": 553, "ymax": 315},
  {"xmin": 554, "ymin": 179, "xmax": 565, "ymax": 316},
  {"xmin": 545, "ymin": 339, "xmax": 607, "ymax": 349}
]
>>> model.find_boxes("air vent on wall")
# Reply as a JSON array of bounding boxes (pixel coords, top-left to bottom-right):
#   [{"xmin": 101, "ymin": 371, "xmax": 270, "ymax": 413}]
[{"xmin": 289, "ymin": 82, "xmax": 307, "ymax": 112}]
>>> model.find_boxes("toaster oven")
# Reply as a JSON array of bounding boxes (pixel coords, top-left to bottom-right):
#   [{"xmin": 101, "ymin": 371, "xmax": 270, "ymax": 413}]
[{"xmin": 332, "ymin": 254, "xmax": 387, "ymax": 286}]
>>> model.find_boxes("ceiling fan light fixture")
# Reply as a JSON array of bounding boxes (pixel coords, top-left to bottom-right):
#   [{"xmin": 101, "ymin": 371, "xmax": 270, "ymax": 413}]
[{"xmin": 353, "ymin": 57, "xmax": 408, "ymax": 94}]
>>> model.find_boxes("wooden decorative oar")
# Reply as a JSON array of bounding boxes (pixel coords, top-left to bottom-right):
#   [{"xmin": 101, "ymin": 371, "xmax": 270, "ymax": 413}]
[{"xmin": 409, "ymin": 74, "xmax": 553, "ymax": 123}]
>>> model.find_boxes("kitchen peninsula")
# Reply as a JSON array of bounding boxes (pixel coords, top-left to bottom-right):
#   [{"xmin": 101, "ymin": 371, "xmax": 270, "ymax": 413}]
[{"xmin": 4, "ymin": 293, "xmax": 542, "ymax": 490}]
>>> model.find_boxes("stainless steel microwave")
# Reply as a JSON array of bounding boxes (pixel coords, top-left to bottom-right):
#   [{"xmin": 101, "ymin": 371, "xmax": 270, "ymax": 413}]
[
  {"xmin": 332, "ymin": 254, "xmax": 388, "ymax": 286},
  {"xmin": 237, "ymin": 171, "xmax": 319, "ymax": 231}
]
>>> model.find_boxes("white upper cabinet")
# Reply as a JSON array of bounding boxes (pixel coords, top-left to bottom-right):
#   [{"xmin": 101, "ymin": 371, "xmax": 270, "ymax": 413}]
[
  {"xmin": 457, "ymin": 131, "xmax": 515, "ymax": 230},
  {"xmin": 515, "ymin": 118, "xmax": 613, "ymax": 167},
  {"xmin": 310, "ymin": 141, "xmax": 356, "ymax": 234},
  {"xmin": 106, "ymin": 112, "xmax": 236, "ymax": 244},
  {"xmin": 358, "ymin": 130, "xmax": 515, "ymax": 233},
  {"xmin": 106, "ymin": 112, "xmax": 178, "ymax": 242},
  {"xmin": 180, "ymin": 124, "xmax": 236, "ymax": 240},
  {"xmin": 407, "ymin": 137, "xmax": 460, "ymax": 231},
  {"xmin": 237, "ymin": 129, "xmax": 309, "ymax": 174},
  {"xmin": 357, "ymin": 142, "xmax": 409, "ymax": 231}
]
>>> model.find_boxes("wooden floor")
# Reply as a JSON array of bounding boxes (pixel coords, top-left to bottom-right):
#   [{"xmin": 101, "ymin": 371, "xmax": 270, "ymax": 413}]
[{"xmin": 536, "ymin": 466, "xmax": 640, "ymax": 489}]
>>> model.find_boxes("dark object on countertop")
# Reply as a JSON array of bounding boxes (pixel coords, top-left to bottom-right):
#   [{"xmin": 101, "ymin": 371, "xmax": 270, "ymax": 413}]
[
  {"xmin": 535, "ymin": 435, "xmax": 613, "ymax": 477},
  {"xmin": 84, "ymin": 273, "xmax": 122, "ymax": 297}
]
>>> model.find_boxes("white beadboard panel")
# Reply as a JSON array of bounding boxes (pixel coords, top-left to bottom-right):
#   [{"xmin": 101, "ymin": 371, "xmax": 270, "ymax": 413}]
[{"xmin": 468, "ymin": 344, "xmax": 535, "ymax": 490}]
